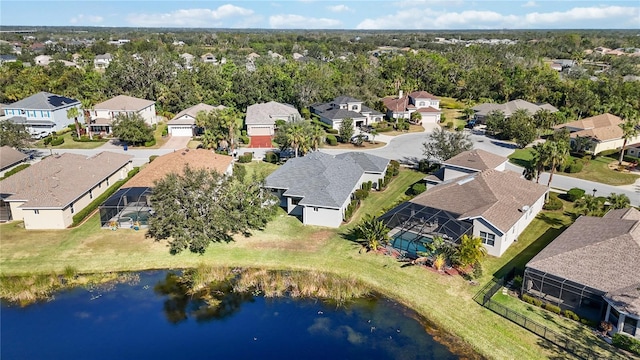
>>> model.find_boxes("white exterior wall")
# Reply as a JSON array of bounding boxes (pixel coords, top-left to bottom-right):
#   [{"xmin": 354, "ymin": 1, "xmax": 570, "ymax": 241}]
[
  {"xmin": 420, "ymin": 113, "xmax": 441, "ymax": 124},
  {"xmin": 23, "ymin": 209, "xmax": 66, "ymax": 229},
  {"xmin": 605, "ymin": 303, "xmax": 640, "ymax": 340},
  {"xmin": 413, "ymin": 98, "xmax": 440, "ymax": 110},
  {"xmin": 442, "ymin": 166, "xmax": 477, "ymax": 181},
  {"xmin": 472, "ymin": 219, "xmax": 505, "ymax": 257},
  {"xmin": 495, "ymin": 162, "xmax": 507, "ymax": 171},
  {"xmin": 302, "ymin": 206, "xmax": 343, "ymax": 227},
  {"xmin": 360, "ymin": 172, "xmax": 385, "ymax": 189},
  {"xmin": 93, "ymin": 104, "xmax": 156, "ymax": 126},
  {"xmin": 247, "ymin": 124, "xmax": 274, "ymax": 136}
]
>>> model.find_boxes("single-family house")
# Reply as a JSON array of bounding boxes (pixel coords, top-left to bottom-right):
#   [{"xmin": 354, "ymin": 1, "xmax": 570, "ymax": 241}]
[
  {"xmin": 167, "ymin": 103, "xmax": 226, "ymax": 137},
  {"xmin": 201, "ymin": 53, "xmax": 222, "ymax": 64},
  {"xmin": 380, "ymin": 169, "xmax": 548, "ymax": 257},
  {"xmin": 180, "ymin": 53, "xmax": 195, "ymax": 70},
  {"xmin": 553, "ymin": 113, "xmax": 640, "ymax": 155},
  {"xmin": 264, "ymin": 152, "xmax": 389, "ymax": 228},
  {"xmin": 382, "ymin": 90, "xmax": 442, "ymax": 124},
  {"xmin": 311, "ymin": 96, "xmax": 384, "ymax": 130},
  {"xmin": 245, "ymin": 101, "xmax": 301, "ymax": 138},
  {"xmin": 0, "ymin": 152, "xmax": 133, "ymax": 229},
  {"xmin": 99, "ymin": 149, "xmax": 233, "ymax": 227},
  {"xmin": 424, "ymin": 149, "xmax": 507, "ymax": 185},
  {"xmin": 90, "ymin": 95, "xmax": 157, "ymax": 134},
  {"xmin": 4, "ymin": 92, "xmax": 82, "ymax": 137},
  {"xmin": 94, "ymin": 53, "xmax": 112, "ymax": 69},
  {"xmin": 472, "ymin": 99, "xmax": 558, "ymax": 124},
  {"xmin": 0, "ymin": 146, "xmax": 29, "ymax": 172},
  {"xmin": 523, "ymin": 208, "xmax": 640, "ymax": 339},
  {"xmin": 34, "ymin": 54, "xmax": 52, "ymax": 66}
]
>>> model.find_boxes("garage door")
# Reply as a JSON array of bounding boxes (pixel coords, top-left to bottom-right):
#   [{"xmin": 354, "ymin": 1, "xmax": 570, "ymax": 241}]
[
  {"xmin": 248, "ymin": 125, "xmax": 272, "ymax": 136},
  {"xmin": 168, "ymin": 126, "xmax": 193, "ymax": 137}
]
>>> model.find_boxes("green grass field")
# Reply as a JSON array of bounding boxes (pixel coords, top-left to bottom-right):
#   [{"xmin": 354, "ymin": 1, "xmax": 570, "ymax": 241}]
[
  {"xmin": 33, "ymin": 130, "xmax": 107, "ymax": 149},
  {"xmin": 509, "ymin": 148, "xmax": 639, "ymax": 186},
  {"xmin": 0, "ymin": 167, "xmax": 603, "ymax": 360}
]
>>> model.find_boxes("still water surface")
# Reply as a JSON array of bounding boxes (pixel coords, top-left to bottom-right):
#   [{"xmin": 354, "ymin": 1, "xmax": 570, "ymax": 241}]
[{"xmin": 1, "ymin": 271, "xmax": 460, "ymax": 360}]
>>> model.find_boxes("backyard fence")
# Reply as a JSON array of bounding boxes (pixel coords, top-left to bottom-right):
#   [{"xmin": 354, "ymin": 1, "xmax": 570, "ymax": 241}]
[{"xmin": 474, "ymin": 273, "xmax": 601, "ymax": 360}]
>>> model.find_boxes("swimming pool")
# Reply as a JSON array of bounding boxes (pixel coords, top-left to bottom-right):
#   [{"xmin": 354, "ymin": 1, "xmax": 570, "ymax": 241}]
[
  {"xmin": 120, "ymin": 211, "xmax": 150, "ymax": 223},
  {"xmin": 391, "ymin": 232, "xmax": 433, "ymax": 257}
]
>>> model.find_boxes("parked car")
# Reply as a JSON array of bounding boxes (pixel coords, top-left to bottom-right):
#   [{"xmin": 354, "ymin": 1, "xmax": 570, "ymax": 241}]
[{"xmin": 350, "ymin": 134, "xmax": 369, "ymax": 143}]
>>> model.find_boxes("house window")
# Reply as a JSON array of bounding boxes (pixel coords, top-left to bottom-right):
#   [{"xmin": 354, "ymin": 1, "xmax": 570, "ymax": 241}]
[
  {"xmin": 623, "ymin": 316, "xmax": 638, "ymax": 336},
  {"xmin": 291, "ymin": 198, "xmax": 300, "ymax": 205},
  {"xmin": 89, "ymin": 190, "xmax": 93, "ymax": 199},
  {"xmin": 419, "ymin": 101, "xmax": 425, "ymax": 106},
  {"xmin": 313, "ymin": 207, "xmax": 318, "ymax": 212},
  {"xmin": 70, "ymin": 203, "xmax": 75, "ymax": 214},
  {"xmin": 34, "ymin": 210, "xmax": 39, "ymax": 215},
  {"xmin": 480, "ymin": 231, "xmax": 495, "ymax": 246},
  {"xmin": 351, "ymin": 105, "xmax": 358, "ymax": 110}
]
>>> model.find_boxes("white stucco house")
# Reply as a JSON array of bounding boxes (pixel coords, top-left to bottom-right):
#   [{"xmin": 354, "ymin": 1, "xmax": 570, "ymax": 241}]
[
  {"xmin": 4, "ymin": 92, "xmax": 83, "ymax": 137},
  {"xmin": 245, "ymin": 101, "xmax": 301, "ymax": 137},
  {"xmin": 94, "ymin": 53, "xmax": 113, "ymax": 69},
  {"xmin": 0, "ymin": 152, "xmax": 133, "ymax": 229},
  {"xmin": 264, "ymin": 152, "xmax": 390, "ymax": 228},
  {"xmin": 89, "ymin": 95, "xmax": 157, "ymax": 134},
  {"xmin": 167, "ymin": 103, "xmax": 226, "ymax": 137},
  {"xmin": 381, "ymin": 166, "xmax": 547, "ymax": 257},
  {"xmin": 382, "ymin": 90, "xmax": 441, "ymax": 124},
  {"xmin": 311, "ymin": 96, "xmax": 384, "ymax": 130}
]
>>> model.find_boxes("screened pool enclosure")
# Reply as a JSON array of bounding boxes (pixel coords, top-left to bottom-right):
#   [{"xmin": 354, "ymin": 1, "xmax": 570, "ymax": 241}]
[
  {"xmin": 379, "ymin": 202, "xmax": 473, "ymax": 258},
  {"xmin": 99, "ymin": 187, "xmax": 153, "ymax": 228}
]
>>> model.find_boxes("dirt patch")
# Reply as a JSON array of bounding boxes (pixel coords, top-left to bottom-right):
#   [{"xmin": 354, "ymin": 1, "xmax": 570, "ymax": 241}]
[
  {"xmin": 607, "ymin": 160, "xmax": 636, "ymax": 172},
  {"xmin": 251, "ymin": 230, "xmax": 332, "ymax": 252}
]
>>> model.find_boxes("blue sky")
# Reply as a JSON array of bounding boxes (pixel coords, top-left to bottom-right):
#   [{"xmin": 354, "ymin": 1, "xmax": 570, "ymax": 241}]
[{"xmin": 1, "ymin": 1, "xmax": 639, "ymax": 29}]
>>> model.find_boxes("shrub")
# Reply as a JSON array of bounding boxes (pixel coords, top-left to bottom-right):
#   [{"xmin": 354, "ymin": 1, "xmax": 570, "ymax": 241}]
[
  {"xmin": 161, "ymin": 127, "xmax": 168, "ymax": 137},
  {"xmin": 241, "ymin": 130, "xmax": 247, "ymax": 136},
  {"xmin": 410, "ymin": 183, "xmax": 426, "ymax": 195},
  {"xmin": 326, "ymin": 128, "xmax": 339, "ymax": 134},
  {"xmin": 378, "ymin": 178, "xmax": 384, "ymax": 190},
  {"xmin": 233, "ymin": 163, "xmax": 247, "ymax": 181},
  {"xmin": 312, "ymin": 119, "xmax": 331, "ymax": 130},
  {"xmin": 238, "ymin": 152, "xmax": 253, "ymax": 163},
  {"xmin": 445, "ymin": 121, "xmax": 454, "ymax": 129},
  {"xmin": 326, "ymin": 134, "xmax": 338, "ymax": 146},
  {"xmin": 455, "ymin": 125, "xmax": 465, "ymax": 132},
  {"xmin": 149, "ymin": 155, "xmax": 159, "ymax": 163},
  {"xmin": 565, "ymin": 161, "xmax": 583, "ymax": 174},
  {"xmin": 50, "ymin": 137, "xmax": 64, "ymax": 146},
  {"xmin": 612, "ymin": 333, "xmax": 640, "ymax": 356},
  {"xmin": 0, "ymin": 163, "xmax": 30, "ymax": 180},
  {"xmin": 563, "ymin": 310, "xmax": 580, "ymax": 321},
  {"xmin": 43, "ymin": 136, "xmax": 52, "ymax": 145},
  {"xmin": 543, "ymin": 193, "xmax": 563, "ymax": 211},
  {"xmin": 265, "ymin": 151, "xmax": 279, "ymax": 164},
  {"xmin": 361, "ymin": 181, "xmax": 372, "ymax": 191},
  {"xmin": 239, "ymin": 135, "xmax": 250, "ymax": 144},
  {"xmin": 343, "ymin": 199, "xmax": 359, "ymax": 222},
  {"xmin": 512, "ymin": 275, "xmax": 523, "ymax": 290},
  {"xmin": 543, "ymin": 303, "xmax": 562, "ymax": 314},
  {"xmin": 566, "ymin": 187, "xmax": 586, "ymax": 202},
  {"xmin": 471, "ymin": 262, "xmax": 483, "ymax": 279},
  {"xmin": 522, "ymin": 294, "xmax": 543, "ymax": 307},
  {"xmin": 354, "ymin": 189, "xmax": 369, "ymax": 200},
  {"xmin": 144, "ymin": 139, "xmax": 156, "ymax": 147}
]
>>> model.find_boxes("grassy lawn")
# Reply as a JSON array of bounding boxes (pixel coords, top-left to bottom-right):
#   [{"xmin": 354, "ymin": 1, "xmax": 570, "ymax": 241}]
[
  {"xmin": 1, "ymin": 168, "xmax": 587, "ymax": 360},
  {"xmin": 509, "ymin": 148, "xmax": 639, "ymax": 186},
  {"xmin": 383, "ymin": 124, "xmax": 425, "ymax": 136},
  {"xmin": 33, "ymin": 131, "xmax": 107, "ymax": 149},
  {"xmin": 240, "ymin": 161, "xmax": 279, "ymax": 179}
]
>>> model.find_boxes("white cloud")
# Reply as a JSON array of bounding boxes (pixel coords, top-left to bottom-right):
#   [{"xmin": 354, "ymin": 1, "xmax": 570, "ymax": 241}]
[
  {"xmin": 126, "ymin": 4, "xmax": 255, "ymax": 27},
  {"xmin": 522, "ymin": 1, "xmax": 537, "ymax": 8},
  {"xmin": 327, "ymin": 4, "xmax": 351, "ymax": 13},
  {"xmin": 70, "ymin": 14, "xmax": 103, "ymax": 25},
  {"xmin": 396, "ymin": 0, "xmax": 463, "ymax": 8},
  {"xmin": 357, "ymin": 5, "xmax": 639, "ymax": 29},
  {"xmin": 269, "ymin": 14, "xmax": 341, "ymax": 29}
]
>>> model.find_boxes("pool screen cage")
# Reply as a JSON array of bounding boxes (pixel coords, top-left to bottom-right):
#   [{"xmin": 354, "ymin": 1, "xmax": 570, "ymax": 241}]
[
  {"xmin": 99, "ymin": 187, "xmax": 153, "ymax": 228},
  {"xmin": 378, "ymin": 202, "xmax": 474, "ymax": 245},
  {"xmin": 522, "ymin": 267, "xmax": 606, "ymax": 320}
]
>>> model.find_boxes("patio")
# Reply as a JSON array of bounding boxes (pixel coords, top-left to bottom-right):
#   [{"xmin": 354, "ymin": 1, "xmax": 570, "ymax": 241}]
[{"xmin": 99, "ymin": 187, "xmax": 153, "ymax": 229}]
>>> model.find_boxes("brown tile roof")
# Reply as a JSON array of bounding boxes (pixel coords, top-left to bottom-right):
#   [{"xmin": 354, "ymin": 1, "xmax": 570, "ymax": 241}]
[
  {"xmin": 409, "ymin": 169, "xmax": 547, "ymax": 232},
  {"xmin": 124, "ymin": 149, "xmax": 233, "ymax": 188},
  {"xmin": 0, "ymin": 152, "xmax": 133, "ymax": 208},
  {"xmin": 382, "ymin": 96, "xmax": 409, "ymax": 112},
  {"xmin": 417, "ymin": 107, "xmax": 441, "ymax": 113},
  {"xmin": 94, "ymin": 95, "xmax": 155, "ymax": 111},
  {"xmin": 444, "ymin": 149, "xmax": 506, "ymax": 171},
  {"xmin": 527, "ymin": 208, "xmax": 640, "ymax": 315},
  {"xmin": 568, "ymin": 126, "xmax": 624, "ymax": 142},
  {"xmin": 409, "ymin": 91, "xmax": 438, "ymax": 100},
  {"xmin": 554, "ymin": 113, "xmax": 622, "ymax": 130},
  {"xmin": 0, "ymin": 146, "xmax": 29, "ymax": 170}
]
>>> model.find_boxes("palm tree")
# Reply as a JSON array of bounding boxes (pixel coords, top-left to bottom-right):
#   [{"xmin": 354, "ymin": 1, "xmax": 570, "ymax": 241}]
[
  {"xmin": 309, "ymin": 125, "xmax": 325, "ymax": 151},
  {"xmin": 66, "ymin": 107, "xmax": 81, "ymax": 139},
  {"xmin": 529, "ymin": 143, "xmax": 547, "ymax": 184},
  {"xmin": 200, "ymin": 130, "xmax": 217, "ymax": 150},
  {"xmin": 81, "ymin": 98, "xmax": 93, "ymax": 139},
  {"xmin": 285, "ymin": 122, "xmax": 306, "ymax": 157},
  {"xmin": 462, "ymin": 107, "xmax": 475, "ymax": 122},
  {"xmin": 370, "ymin": 128, "xmax": 379, "ymax": 144},
  {"xmin": 618, "ymin": 115, "xmax": 640, "ymax": 166},
  {"xmin": 543, "ymin": 140, "xmax": 569, "ymax": 188},
  {"xmin": 456, "ymin": 234, "xmax": 487, "ymax": 268},
  {"xmin": 606, "ymin": 193, "xmax": 630, "ymax": 210},
  {"xmin": 356, "ymin": 215, "xmax": 390, "ymax": 252},
  {"xmin": 575, "ymin": 195, "xmax": 604, "ymax": 216}
]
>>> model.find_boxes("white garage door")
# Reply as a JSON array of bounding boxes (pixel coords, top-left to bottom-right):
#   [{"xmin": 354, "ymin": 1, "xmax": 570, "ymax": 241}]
[
  {"xmin": 248, "ymin": 125, "xmax": 272, "ymax": 136},
  {"xmin": 168, "ymin": 126, "xmax": 193, "ymax": 137}
]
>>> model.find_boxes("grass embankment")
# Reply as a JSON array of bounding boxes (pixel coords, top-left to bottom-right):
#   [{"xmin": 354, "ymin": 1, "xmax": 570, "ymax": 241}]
[
  {"xmin": 509, "ymin": 148, "xmax": 639, "ymax": 186},
  {"xmin": 0, "ymin": 167, "xmax": 584, "ymax": 360}
]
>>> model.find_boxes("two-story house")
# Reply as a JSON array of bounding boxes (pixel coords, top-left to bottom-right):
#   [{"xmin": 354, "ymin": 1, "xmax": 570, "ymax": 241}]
[
  {"xmin": 94, "ymin": 53, "xmax": 113, "ymax": 69},
  {"xmin": 382, "ymin": 90, "xmax": 441, "ymax": 124},
  {"xmin": 311, "ymin": 96, "xmax": 384, "ymax": 130},
  {"xmin": 89, "ymin": 95, "xmax": 156, "ymax": 135},
  {"xmin": 4, "ymin": 92, "xmax": 83, "ymax": 137}
]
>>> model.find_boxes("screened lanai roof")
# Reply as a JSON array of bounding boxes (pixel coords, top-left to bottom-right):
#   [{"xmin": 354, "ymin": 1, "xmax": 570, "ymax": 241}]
[
  {"xmin": 101, "ymin": 187, "xmax": 151, "ymax": 208},
  {"xmin": 379, "ymin": 202, "xmax": 473, "ymax": 243}
]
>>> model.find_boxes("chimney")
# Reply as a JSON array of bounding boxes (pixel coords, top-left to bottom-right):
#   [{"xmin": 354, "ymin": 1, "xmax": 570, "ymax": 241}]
[{"xmin": 399, "ymin": 90, "xmax": 403, "ymax": 99}]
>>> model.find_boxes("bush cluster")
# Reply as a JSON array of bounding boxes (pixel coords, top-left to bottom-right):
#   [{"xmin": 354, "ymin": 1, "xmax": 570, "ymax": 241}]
[
  {"xmin": 238, "ymin": 152, "xmax": 253, "ymax": 163},
  {"xmin": 326, "ymin": 134, "xmax": 338, "ymax": 146},
  {"xmin": 445, "ymin": 121, "xmax": 454, "ymax": 129},
  {"xmin": 144, "ymin": 139, "xmax": 156, "ymax": 147},
  {"xmin": 354, "ymin": 189, "xmax": 369, "ymax": 201},
  {"xmin": 388, "ymin": 160, "xmax": 400, "ymax": 176},
  {"xmin": 565, "ymin": 188, "xmax": 585, "ymax": 202},
  {"xmin": 265, "ymin": 151, "xmax": 279, "ymax": 164},
  {"xmin": 361, "ymin": 181, "xmax": 373, "ymax": 191},
  {"xmin": 326, "ymin": 128, "xmax": 339, "ymax": 134},
  {"xmin": 543, "ymin": 193, "xmax": 563, "ymax": 211},
  {"xmin": 50, "ymin": 137, "xmax": 64, "ymax": 146},
  {"xmin": 522, "ymin": 294, "xmax": 543, "ymax": 307},
  {"xmin": 521, "ymin": 293, "xmax": 595, "ymax": 325},
  {"xmin": 455, "ymin": 125, "xmax": 465, "ymax": 132},
  {"xmin": 543, "ymin": 303, "xmax": 561, "ymax": 315},
  {"xmin": 343, "ymin": 199, "xmax": 359, "ymax": 222},
  {"xmin": 563, "ymin": 310, "xmax": 580, "ymax": 321},
  {"xmin": 410, "ymin": 183, "xmax": 427, "ymax": 195},
  {"xmin": 239, "ymin": 135, "xmax": 250, "ymax": 144},
  {"xmin": 149, "ymin": 155, "xmax": 159, "ymax": 163},
  {"xmin": 612, "ymin": 333, "xmax": 640, "ymax": 356}
]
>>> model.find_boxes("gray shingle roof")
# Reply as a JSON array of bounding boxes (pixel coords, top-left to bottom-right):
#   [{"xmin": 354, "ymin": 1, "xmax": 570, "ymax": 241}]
[
  {"xmin": 444, "ymin": 149, "xmax": 507, "ymax": 171},
  {"xmin": 264, "ymin": 151, "xmax": 387, "ymax": 208},
  {"xmin": 0, "ymin": 152, "xmax": 133, "ymax": 208},
  {"xmin": 333, "ymin": 96, "xmax": 362, "ymax": 104},
  {"xmin": 8, "ymin": 92, "xmax": 80, "ymax": 110},
  {"xmin": 168, "ymin": 103, "xmax": 226, "ymax": 124},
  {"xmin": 0, "ymin": 146, "xmax": 29, "ymax": 170},
  {"xmin": 409, "ymin": 169, "xmax": 548, "ymax": 232},
  {"xmin": 360, "ymin": 105, "xmax": 383, "ymax": 115},
  {"xmin": 245, "ymin": 101, "xmax": 300, "ymax": 126},
  {"xmin": 335, "ymin": 152, "xmax": 389, "ymax": 173},
  {"xmin": 526, "ymin": 208, "xmax": 640, "ymax": 315},
  {"xmin": 319, "ymin": 108, "xmax": 365, "ymax": 120}
]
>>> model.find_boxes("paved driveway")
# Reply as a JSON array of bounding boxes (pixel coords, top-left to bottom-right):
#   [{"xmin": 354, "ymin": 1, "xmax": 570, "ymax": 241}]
[{"xmin": 161, "ymin": 136, "xmax": 191, "ymax": 150}]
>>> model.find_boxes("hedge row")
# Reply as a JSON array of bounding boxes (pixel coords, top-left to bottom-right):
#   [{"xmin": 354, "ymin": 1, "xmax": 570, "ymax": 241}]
[
  {"xmin": 0, "ymin": 163, "xmax": 30, "ymax": 180},
  {"xmin": 326, "ymin": 134, "xmax": 337, "ymax": 146},
  {"xmin": 343, "ymin": 199, "xmax": 359, "ymax": 222},
  {"xmin": 72, "ymin": 135, "xmax": 106, "ymax": 143},
  {"xmin": 70, "ymin": 167, "xmax": 140, "ymax": 227},
  {"xmin": 521, "ymin": 294, "xmax": 584, "ymax": 324},
  {"xmin": 238, "ymin": 152, "xmax": 253, "ymax": 163}
]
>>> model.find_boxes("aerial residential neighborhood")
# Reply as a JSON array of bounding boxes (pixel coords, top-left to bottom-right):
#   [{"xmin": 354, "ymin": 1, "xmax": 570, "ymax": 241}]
[{"xmin": 1, "ymin": 13, "xmax": 640, "ymax": 360}]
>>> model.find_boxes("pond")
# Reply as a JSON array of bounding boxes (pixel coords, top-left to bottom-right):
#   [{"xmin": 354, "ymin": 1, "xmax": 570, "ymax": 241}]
[{"xmin": 1, "ymin": 271, "xmax": 469, "ymax": 360}]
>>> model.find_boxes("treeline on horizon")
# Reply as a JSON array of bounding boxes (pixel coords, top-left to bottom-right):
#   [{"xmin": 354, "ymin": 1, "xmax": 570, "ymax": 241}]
[{"xmin": 0, "ymin": 29, "xmax": 639, "ymax": 121}]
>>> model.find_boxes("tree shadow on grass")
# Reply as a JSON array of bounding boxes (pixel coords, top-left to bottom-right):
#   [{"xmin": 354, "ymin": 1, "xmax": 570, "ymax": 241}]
[
  {"xmin": 510, "ymin": 158, "xmax": 531, "ymax": 168},
  {"xmin": 536, "ymin": 213, "xmax": 565, "ymax": 227},
  {"xmin": 492, "ymin": 227, "xmax": 566, "ymax": 280}
]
